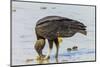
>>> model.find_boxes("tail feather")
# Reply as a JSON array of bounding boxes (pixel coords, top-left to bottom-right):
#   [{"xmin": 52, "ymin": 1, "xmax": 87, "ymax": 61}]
[{"xmin": 70, "ymin": 22, "xmax": 86, "ymax": 30}]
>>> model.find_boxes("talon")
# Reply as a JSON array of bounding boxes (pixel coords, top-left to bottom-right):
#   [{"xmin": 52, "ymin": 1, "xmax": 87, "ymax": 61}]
[
  {"xmin": 41, "ymin": 54, "xmax": 46, "ymax": 58},
  {"xmin": 36, "ymin": 56, "xmax": 41, "ymax": 60}
]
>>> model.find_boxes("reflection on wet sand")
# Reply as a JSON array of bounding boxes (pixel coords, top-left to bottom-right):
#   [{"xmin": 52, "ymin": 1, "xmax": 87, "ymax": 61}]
[
  {"xmin": 24, "ymin": 49, "xmax": 95, "ymax": 65},
  {"xmin": 35, "ymin": 59, "xmax": 49, "ymax": 64},
  {"xmin": 25, "ymin": 57, "xmax": 60, "ymax": 64},
  {"xmin": 25, "ymin": 58, "xmax": 49, "ymax": 64}
]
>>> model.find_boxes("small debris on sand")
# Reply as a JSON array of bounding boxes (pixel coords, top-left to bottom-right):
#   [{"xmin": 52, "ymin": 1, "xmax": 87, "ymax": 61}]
[
  {"xmin": 72, "ymin": 46, "xmax": 78, "ymax": 51},
  {"xmin": 40, "ymin": 7, "xmax": 47, "ymax": 9},
  {"xmin": 67, "ymin": 48, "xmax": 72, "ymax": 52},
  {"xmin": 66, "ymin": 46, "xmax": 78, "ymax": 52}
]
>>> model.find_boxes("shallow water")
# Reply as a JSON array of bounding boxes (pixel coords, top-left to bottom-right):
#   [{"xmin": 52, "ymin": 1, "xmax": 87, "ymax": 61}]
[
  {"xmin": 12, "ymin": 1, "xmax": 96, "ymax": 65},
  {"xmin": 12, "ymin": 47, "xmax": 95, "ymax": 65}
]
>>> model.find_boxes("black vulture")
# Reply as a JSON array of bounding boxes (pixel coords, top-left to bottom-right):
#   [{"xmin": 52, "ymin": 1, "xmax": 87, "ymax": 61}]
[{"xmin": 34, "ymin": 16, "xmax": 87, "ymax": 59}]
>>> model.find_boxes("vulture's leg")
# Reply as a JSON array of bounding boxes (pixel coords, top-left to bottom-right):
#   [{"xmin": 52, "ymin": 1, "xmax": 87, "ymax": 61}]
[
  {"xmin": 44, "ymin": 39, "xmax": 53, "ymax": 59},
  {"xmin": 34, "ymin": 39, "xmax": 45, "ymax": 58},
  {"xmin": 54, "ymin": 38, "xmax": 59, "ymax": 58}
]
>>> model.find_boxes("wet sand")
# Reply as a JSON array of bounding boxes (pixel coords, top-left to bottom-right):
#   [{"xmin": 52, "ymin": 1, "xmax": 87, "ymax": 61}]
[{"xmin": 12, "ymin": 1, "xmax": 96, "ymax": 66}]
